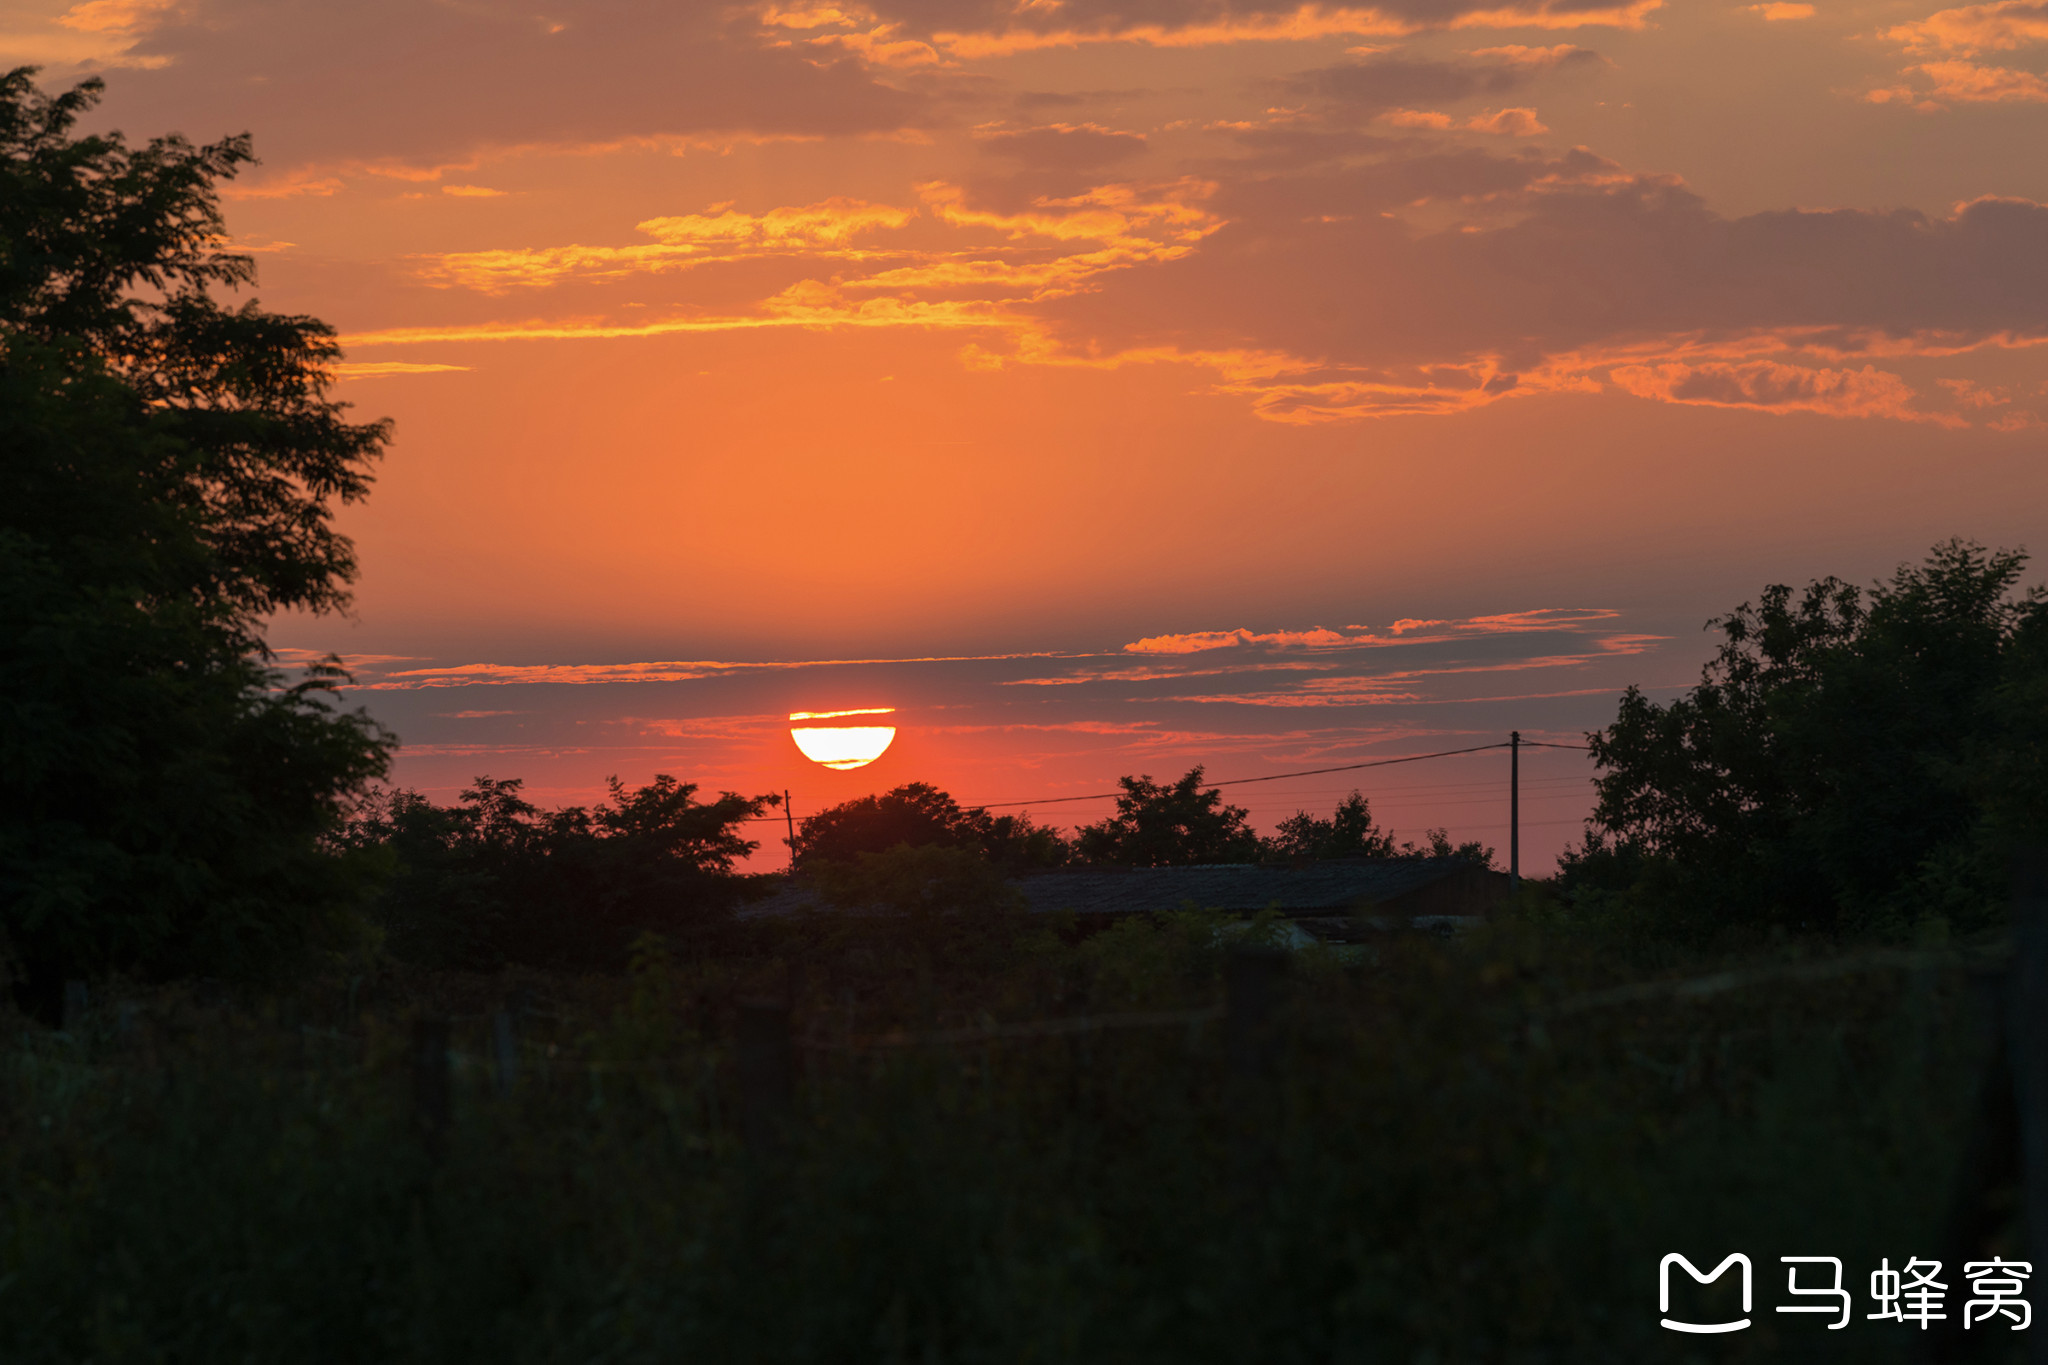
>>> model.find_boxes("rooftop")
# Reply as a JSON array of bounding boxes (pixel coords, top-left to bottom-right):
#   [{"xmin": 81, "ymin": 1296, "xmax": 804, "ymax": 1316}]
[{"xmin": 743, "ymin": 857, "xmax": 1497, "ymax": 920}]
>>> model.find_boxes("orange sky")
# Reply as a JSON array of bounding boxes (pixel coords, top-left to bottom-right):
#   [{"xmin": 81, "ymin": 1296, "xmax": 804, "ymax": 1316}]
[{"xmin": 12, "ymin": 0, "xmax": 2048, "ymax": 870}]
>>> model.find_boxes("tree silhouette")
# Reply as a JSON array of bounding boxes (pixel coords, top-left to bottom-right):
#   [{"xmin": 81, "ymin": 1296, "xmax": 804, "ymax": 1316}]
[
  {"xmin": 2, "ymin": 70, "xmax": 392, "ymax": 1002},
  {"xmin": 1074, "ymin": 767, "xmax": 1263, "ymax": 866},
  {"xmin": 1268, "ymin": 791, "xmax": 1398, "ymax": 861},
  {"xmin": 1568, "ymin": 539, "xmax": 2048, "ymax": 934},
  {"xmin": 793, "ymin": 782, "xmax": 1071, "ymax": 871},
  {"xmin": 340, "ymin": 775, "xmax": 778, "ymax": 969}
]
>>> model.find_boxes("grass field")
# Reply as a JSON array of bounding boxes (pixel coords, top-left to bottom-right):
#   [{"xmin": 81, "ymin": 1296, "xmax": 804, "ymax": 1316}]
[{"xmin": 0, "ymin": 908, "xmax": 2021, "ymax": 1364}]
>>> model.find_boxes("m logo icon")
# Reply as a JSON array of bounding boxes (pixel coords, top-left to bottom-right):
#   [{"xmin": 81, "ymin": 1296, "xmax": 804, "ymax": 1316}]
[{"xmin": 1661, "ymin": 1253, "xmax": 1753, "ymax": 1334}]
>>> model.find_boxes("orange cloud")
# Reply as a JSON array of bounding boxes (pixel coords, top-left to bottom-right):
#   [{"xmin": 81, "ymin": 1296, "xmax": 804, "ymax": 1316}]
[
  {"xmin": 346, "ymin": 137, "xmax": 2048, "ymax": 429},
  {"xmin": 219, "ymin": 174, "xmax": 345, "ymax": 200},
  {"xmin": 1005, "ymin": 661, "xmax": 1337, "ymax": 685},
  {"xmin": 1938, "ymin": 376, "xmax": 2011, "ymax": 406},
  {"xmin": 977, "ymin": 122, "xmax": 1149, "ymax": 168},
  {"xmin": 1876, "ymin": 2, "xmax": 2048, "ymax": 106},
  {"xmin": 917, "ymin": 0, "xmax": 1659, "ymax": 57},
  {"xmin": 56, "ymin": 0, "xmax": 174, "ymax": 32},
  {"xmin": 1748, "ymin": 2, "xmax": 1814, "ymax": 17},
  {"xmin": 410, "ymin": 197, "xmax": 920, "ymax": 290},
  {"xmin": 1124, "ymin": 627, "xmax": 1355, "ymax": 654},
  {"xmin": 330, "ymin": 361, "xmax": 473, "ymax": 378},
  {"xmin": 1913, "ymin": 57, "xmax": 2048, "ymax": 100},
  {"xmin": 1608, "ymin": 360, "xmax": 1954, "ymax": 422},
  {"xmin": 347, "ymin": 650, "xmax": 1082, "ymax": 690},
  {"xmin": 1120, "ymin": 608, "xmax": 1624, "ymax": 655},
  {"xmin": 1886, "ymin": 0, "xmax": 2048, "ymax": 54},
  {"xmin": 1466, "ymin": 106, "xmax": 1548, "ymax": 134},
  {"xmin": 1378, "ymin": 105, "xmax": 1546, "ymax": 133},
  {"xmin": 72, "ymin": 0, "xmax": 934, "ymax": 175},
  {"xmin": 1378, "ymin": 108, "xmax": 1458, "ymax": 128}
]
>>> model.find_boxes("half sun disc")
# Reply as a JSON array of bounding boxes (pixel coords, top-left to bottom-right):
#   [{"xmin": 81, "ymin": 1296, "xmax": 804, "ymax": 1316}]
[{"xmin": 790, "ymin": 725, "xmax": 897, "ymax": 770}]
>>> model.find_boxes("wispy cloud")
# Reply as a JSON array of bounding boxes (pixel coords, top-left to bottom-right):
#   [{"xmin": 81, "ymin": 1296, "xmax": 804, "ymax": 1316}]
[
  {"xmin": 344, "ymin": 650, "xmax": 1083, "ymax": 690},
  {"xmin": 1120, "ymin": 609, "xmax": 1624, "ymax": 655},
  {"xmin": 1609, "ymin": 360, "xmax": 1963, "ymax": 423},
  {"xmin": 331, "ymin": 361, "xmax": 472, "ymax": 379}
]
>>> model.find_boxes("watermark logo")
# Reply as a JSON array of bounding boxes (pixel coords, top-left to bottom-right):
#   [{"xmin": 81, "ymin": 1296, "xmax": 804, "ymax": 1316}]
[
  {"xmin": 1660, "ymin": 1253, "xmax": 1752, "ymax": 1334},
  {"xmin": 1662, "ymin": 1254, "xmax": 2032, "ymax": 1333}
]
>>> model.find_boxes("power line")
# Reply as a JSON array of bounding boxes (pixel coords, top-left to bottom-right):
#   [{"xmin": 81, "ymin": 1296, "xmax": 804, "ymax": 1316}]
[
  {"xmin": 738, "ymin": 736, "xmax": 1597, "ymax": 824},
  {"xmin": 973, "ymin": 741, "xmax": 1513, "ymax": 809}
]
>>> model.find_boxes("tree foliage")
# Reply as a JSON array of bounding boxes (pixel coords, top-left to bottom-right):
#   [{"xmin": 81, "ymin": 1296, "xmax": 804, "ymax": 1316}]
[
  {"xmin": 1269, "ymin": 791, "xmax": 1398, "ymax": 861},
  {"xmin": 1566, "ymin": 540, "xmax": 2048, "ymax": 935},
  {"xmin": 1, "ymin": 69, "xmax": 392, "ymax": 1000},
  {"xmin": 1074, "ymin": 767, "xmax": 1264, "ymax": 867},
  {"xmin": 339, "ymin": 776, "xmax": 779, "ymax": 970},
  {"xmin": 792, "ymin": 782, "xmax": 1072, "ymax": 871}
]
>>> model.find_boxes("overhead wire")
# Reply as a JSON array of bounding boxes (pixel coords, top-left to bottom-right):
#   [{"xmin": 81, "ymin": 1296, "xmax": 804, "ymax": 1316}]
[{"xmin": 739, "ymin": 735, "xmax": 1599, "ymax": 824}]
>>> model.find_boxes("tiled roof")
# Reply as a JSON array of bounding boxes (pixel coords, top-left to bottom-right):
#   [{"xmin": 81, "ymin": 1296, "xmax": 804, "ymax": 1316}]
[
  {"xmin": 742, "ymin": 858, "xmax": 1489, "ymax": 919},
  {"xmin": 1012, "ymin": 860, "xmax": 1483, "ymax": 916}
]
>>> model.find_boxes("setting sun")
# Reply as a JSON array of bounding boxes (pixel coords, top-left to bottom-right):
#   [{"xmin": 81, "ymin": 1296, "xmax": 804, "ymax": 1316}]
[{"xmin": 790, "ymin": 708, "xmax": 897, "ymax": 770}]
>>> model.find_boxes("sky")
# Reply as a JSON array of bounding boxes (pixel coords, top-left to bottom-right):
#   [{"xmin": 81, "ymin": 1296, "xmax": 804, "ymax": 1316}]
[{"xmin": 10, "ymin": 0, "xmax": 2048, "ymax": 871}]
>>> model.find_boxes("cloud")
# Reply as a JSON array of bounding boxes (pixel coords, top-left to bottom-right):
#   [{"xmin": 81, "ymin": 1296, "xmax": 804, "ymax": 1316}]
[
  {"xmin": 1283, "ymin": 45, "xmax": 1599, "ymax": 118},
  {"xmin": 441, "ymin": 185, "xmax": 509, "ymax": 198},
  {"xmin": 1125, "ymin": 627, "xmax": 1356, "ymax": 654},
  {"xmin": 342, "ymin": 649, "xmax": 1082, "ymax": 690},
  {"xmin": 1938, "ymin": 375, "xmax": 2013, "ymax": 406},
  {"xmin": 1018, "ymin": 146, "xmax": 2048, "ymax": 421},
  {"xmin": 75, "ymin": 0, "xmax": 931, "ymax": 177},
  {"xmin": 341, "ymin": 106, "xmax": 2048, "ymax": 431},
  {"xmin": 1886, "ymin": 0, "xmax": 2048, "ymax": 54},
  {"xmin": 1465, "ymin": 106, "xmax": 1548, "ymax": 134},
  {"xmin": 1120, "ymin": 609, "xmax": 1624, "ymax": 655},
  {"xmin": 835, "ymin": 0, "xmax": 1663, "ymax": 59},
  {"xmin": 1748, "ymin": 2, "xmax": 1814, "ymax": 17},
  {"xmin": 977, "ymin": 122, "xmax": 1149, "ymax": 169},
  {"xmin": 1379, "ymin": 105, "xmax": 1548, "ymax": 133},
  {"xmin": 56, "ymin": 0, "xmax": 174, "ymax": 33},
  {"xmin": 1912, "ymin": 57, "xmax": 2048, "ymax": 100},
  {"xmin": 330, "ymin": 361, "xmax": 473, "ymax": 379},
  {"xmin": 1608, "ymin": 359, "xmax": 1954, "ymax": 421},
  {"xmin": 409, "ymin": 197, "xmax": 920, "ymax": 291},
  {"xmin": 1876, "ymin": 2, "xmax": 2048, "ymax": 107},
  {"xmin": 356, "ymin": 180, "xmax": 1223, "ymax": 357}
]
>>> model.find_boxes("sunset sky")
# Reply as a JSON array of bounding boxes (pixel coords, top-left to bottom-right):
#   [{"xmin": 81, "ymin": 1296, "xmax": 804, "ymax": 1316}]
[{"xmin": 12, "ymin": 0, "xmax": 2048, "ymax": 869}]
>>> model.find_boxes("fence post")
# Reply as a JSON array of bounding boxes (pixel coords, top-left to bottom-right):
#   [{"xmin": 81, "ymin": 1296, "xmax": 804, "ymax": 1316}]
[
  {"xmin": 2008, "ymin": 849, "xmax": 2048, "ymax": 1365},
  {"xmin": 736, "ymin": 996, "xmax": 793, "ymax": 1151},
  {"xmin": 1225, "ymin": 946, "xmax": 1289, "ymax": 1209},
  {"xmin": 490, "ymin": 1009, "xmax": 518, "ymax": 1097},
  {"xmin": 1225, "ymin": 947, "xmax": 1288, "ymax": 1083},
  {"xmin": 61, "ymin": 980, "xmax": 88, "ymax": 1035},
  {"xmin": 412, "ymin": 1017, "xmax": 452, "ymax": 1156}
]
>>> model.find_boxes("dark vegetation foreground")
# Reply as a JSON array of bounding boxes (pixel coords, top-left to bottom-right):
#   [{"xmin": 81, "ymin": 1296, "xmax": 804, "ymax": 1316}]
[{"xmin": 0, "ymin": 913, "xmax": 2017, "ymax": 1364}]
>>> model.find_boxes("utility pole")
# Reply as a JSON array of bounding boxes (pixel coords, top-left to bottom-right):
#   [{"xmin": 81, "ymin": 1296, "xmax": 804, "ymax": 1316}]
[
  {"xmin": 1509, "ymin": 730, "xmax": 1520, "ymax": 894},
  {"xmin": 783, "ymin": 789, "xmax": 796, "ymax": 870}
]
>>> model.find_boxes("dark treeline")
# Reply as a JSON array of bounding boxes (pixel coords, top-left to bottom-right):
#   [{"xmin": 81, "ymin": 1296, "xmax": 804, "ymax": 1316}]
[{"xmin": 329, "ymin": 771, "xmax": 1488, "ymax": 972}]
